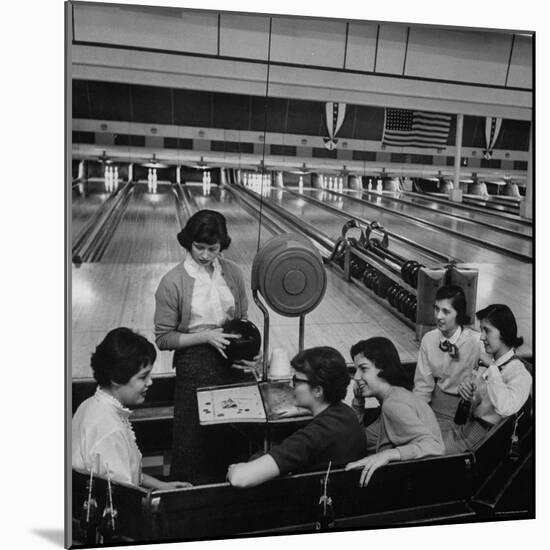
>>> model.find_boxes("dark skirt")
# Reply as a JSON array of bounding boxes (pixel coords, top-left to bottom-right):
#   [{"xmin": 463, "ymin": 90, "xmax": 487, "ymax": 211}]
[{"xmin": 170, "ymin": 344, "xmax": 249, "ymax": 484}]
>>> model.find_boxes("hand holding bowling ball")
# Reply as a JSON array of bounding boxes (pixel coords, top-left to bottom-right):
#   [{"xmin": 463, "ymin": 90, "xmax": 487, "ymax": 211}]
[
  {"xmin": 203, "ymin": 328, "xmax": 241, "ymax": 359},
  {"xmin": 221, "ymin": 319, "xmax": 262, "ymax": 363}
]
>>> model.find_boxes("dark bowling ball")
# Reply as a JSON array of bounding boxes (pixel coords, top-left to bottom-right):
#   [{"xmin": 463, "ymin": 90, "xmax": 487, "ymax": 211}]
[
  {"xmin": 73, "ymin": 254, "xmax": 83, "ymax": 267},
  {"xmin": 362, "ymin": 268, "xmax": 372, "ymax": 288},
  {"xmin": 388, "ymin": 285, "xmax": 399, "ymax": 307},
  {"xmin": 376, "ymin": 275, "xmax": 391, "ymax": 299},
  {"xmin": 395, "ymin": 289, "xmax": 408, "ymax": 312},
  {"xmin": 222, "ymin": 319, "xmax": 262, "ymax": 362},
  {"xmin": 350, "ymin": 259, "xmax": 363, "ymax": 279},
  {"xmin": 408, "ymin": 298, "xmax": 418, "ymax": 322},
  {"xmin": 400, "ymin": 260, "xmax": 414, "ymax": 285}
]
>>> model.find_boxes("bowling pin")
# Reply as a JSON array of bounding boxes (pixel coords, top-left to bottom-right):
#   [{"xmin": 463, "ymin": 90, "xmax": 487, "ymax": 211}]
[
  {"xmin": 153, "ymin": 169, "xmax": 158, "ymax": 193},
  {"xmin": 299, "ymin": 175, "xmax": 303, "ymax": 192}
]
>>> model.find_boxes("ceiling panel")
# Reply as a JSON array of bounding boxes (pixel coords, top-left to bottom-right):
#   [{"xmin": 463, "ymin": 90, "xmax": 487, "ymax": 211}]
[
  {"xmin": 219, "ymin": 13, "xmax": 270, "ymax": 60},
  {"xmin": 375, "ymin": 24, "xmax": 409, "ymax": 75},
  {"xmin": 73, "ymin": 3, "xmax": 218, "ymax": 55},
  {"xmin": 507, "ymin": 34, "xmax": 533, "ymax": 88},
  {"xmin": 406, "ymin": 28, "xmax": 513, "ymax": 86},
  {"xmin": 346, "ymin": 22, "xmax": 378, "ymax": 72},
  {"xmin": 270, "ymin": 17, "xmax": 347, "ymax": 68}
]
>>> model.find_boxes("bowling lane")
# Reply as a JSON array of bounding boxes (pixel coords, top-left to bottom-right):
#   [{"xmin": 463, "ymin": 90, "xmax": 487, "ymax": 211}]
[
  {"xmin": 277, "ymin": 187, "xmax": 528, "ymax": 265},
  {"xmin": 251, "ymin": 187, "xmax": 443, "ymax": 266},
  {"xmin": 71, "ymin": 180, "xmax": 114, "ymax": 245},
  {"xmin": 351, "ymin": 189, "xmax": 532, "ymax": 238},
  {"xmin": 263, "ymin": 185, "xmax": 531, "ymax": 355},
  {"xmin": 185, "ymin": 183, "xmax": 425, "ymax": 363},
  {"xmin": 100, "ymin": 182, "xmax": 182, "ymax": 263}
]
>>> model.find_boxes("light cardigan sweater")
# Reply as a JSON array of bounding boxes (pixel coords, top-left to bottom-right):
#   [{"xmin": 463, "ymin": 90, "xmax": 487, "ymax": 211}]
[{"xmin": 154, "ymin": 254, "xmax": 248, "ymax": 350}]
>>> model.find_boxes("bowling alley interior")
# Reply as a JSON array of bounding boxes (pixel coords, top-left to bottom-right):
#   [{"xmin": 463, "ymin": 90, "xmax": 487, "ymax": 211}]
[{"xmin": 68, "ymin": 1, "xmax": 534, "ymax": 546}]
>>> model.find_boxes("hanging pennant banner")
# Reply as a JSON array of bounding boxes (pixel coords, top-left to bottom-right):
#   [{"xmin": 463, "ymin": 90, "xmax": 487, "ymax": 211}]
[
  {"xmin": 324, "ymin": 102, "xmax": 347, "ymax": 150},
  {"xmin": 483, "ymin": 117, "xmax": 502, "ymax": 160}
]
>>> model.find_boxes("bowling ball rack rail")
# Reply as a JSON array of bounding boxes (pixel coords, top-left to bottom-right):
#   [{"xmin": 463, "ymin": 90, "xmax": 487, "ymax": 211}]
[{"xmin": 329, "ymin": 219, "xmax": 420, "ymax": 328}]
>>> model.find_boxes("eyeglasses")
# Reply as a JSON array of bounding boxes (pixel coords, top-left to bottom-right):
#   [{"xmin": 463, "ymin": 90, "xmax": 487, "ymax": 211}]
[{"xmin": 291, "ymin": 374, "xmax": 313, "ymax": 387}]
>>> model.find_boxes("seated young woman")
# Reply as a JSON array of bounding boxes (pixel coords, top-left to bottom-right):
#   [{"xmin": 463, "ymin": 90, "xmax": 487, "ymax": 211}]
[
  {"xmin": 413, "ymin": 285, "xmax": 482, "ymax": 422},
  {"xmin": 442, "ymin": 304, "xmax": 532, "ymax": 453},
  {"xmin": 226, "ymin": 346, "xmax": 367, "ymax": 488},
  {"xmin": 72, "ymin": 327, "xmax": 191, "ymax": 490},
  {"xmin": 346, "ymin": 337, "xmax": 445, "ymax": 487}
]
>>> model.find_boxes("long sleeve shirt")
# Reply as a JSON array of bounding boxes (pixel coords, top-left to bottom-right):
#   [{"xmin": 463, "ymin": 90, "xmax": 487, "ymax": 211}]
[
  {"xmin": 369, "ymin": 387, "xmax": 445, "ymax": 461},
  {"xmin": 268, "ymin": 402, "xmax": 367, "ymax": 475},
  {"xmin": 414, "ymin": 327, "xmax": 481, "ymax": 402},
  {"xmin": 72, "ymin": 388, "xmax": 142, "ymax": 486},
  {"xmin": 472, "ymin": 349, "xmax": 532, "ymax": 425},
  {"xmin": 154, "ymin": 254, "xmax": 248, "ymax": 350}
]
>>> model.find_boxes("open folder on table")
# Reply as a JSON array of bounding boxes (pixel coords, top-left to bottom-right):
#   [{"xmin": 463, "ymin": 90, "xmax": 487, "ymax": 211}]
[{"xmin": 197, "ymin": 381, "xmax": 311, "ymax": 426}]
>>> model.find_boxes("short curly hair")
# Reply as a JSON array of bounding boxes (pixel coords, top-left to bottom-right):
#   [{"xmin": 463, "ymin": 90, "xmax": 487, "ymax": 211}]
[
  {"xmin": 291, "ymin": 346, "xmax": 349, "ymax": 404},
  {"xmin": 177, "ymin": 209, "xmax": 231, "ymax": 251},
  {"xmin": 91, "ymin": 327, "xmax": 157, "ymax": 388}
]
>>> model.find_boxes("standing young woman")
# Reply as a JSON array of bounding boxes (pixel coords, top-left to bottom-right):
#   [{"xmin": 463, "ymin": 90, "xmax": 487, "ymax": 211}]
[
  {"xmin": 154, "ymin": 209, "xmax": 249, "ymax": 484},
  {"xmin": 346, "ymin": 337, "xmax": 444, "ymax": 487},
  {"xmin": 72, "ymin": 327, "xmax": 190, "ymax": 489},
  {"xmin": 442, "ymin": 304, "xmax": 532, "ymax": 453},
  {"xmin": 413, "ymin": 285, "xmax": 482, "ymax": 421}
]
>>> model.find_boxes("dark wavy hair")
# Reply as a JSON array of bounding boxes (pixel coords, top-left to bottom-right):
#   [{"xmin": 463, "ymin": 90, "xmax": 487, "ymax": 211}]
[
  {"xmin": 476, "ymin": 304, "xmax": 523, "ymax": 349},
  {"xmin": 91, "ymin": 327, "xmax": 157, "ymax": 388},
  {"xmin": 291, "ymin": 346, "xmax": 349, "ymax": 405},
  {"xmin": 177, "ymin": 209, "xmax": 231, "ymax": 251},
  {"xmin": 350, "ymin": 337, "xmax": 412, "ymax": 390},
  {"xmin": 435, "ymin": 284, "xmax": 469, "ymax": 326}
]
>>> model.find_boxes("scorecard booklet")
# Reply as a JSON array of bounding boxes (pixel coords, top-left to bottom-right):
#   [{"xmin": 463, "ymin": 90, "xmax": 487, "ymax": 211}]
[
  {"xmin": 197, "ymin": 382, "xmax": 267, "ymax": 424},
  {"xmin": 197, "ymin": 381, "xmax": 311, "ymax": 425}
]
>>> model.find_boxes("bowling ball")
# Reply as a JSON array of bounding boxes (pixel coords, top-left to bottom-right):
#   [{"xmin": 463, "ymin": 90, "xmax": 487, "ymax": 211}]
[
  {"xmin": 73, "ymin": 254, "xmax": 83, "ymax": 267},
  {"xmin": 222, "ymin": 319, "xmax": 262, "ymax": 362},
  {"xmin": 400, "ymin": 260, "xmax": 414, "ymax": 285}
]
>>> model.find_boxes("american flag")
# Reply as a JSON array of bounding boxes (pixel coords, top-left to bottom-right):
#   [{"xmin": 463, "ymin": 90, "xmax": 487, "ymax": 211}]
[{"xmin": 382, "ymin": 109, "xmax": 452, "ymax": 149}]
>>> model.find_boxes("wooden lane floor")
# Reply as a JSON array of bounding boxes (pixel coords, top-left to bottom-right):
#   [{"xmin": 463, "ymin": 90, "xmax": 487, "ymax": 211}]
[
  {"xmin": 71, "ymin": 180, "xmax": 114, "ymax": 245},
  {"xmin": 269, "ymin": 187, "xmax": 532, "ymax": 355},
  {"xmin": 187, "ymin": 184, "xmax": 424, "ymax": 360},
  {"xmin": 349, "ymin": 188, "xmax": 533, "ymax": 239},
  {"xmin": 99, "ymin": 182, "xmax": 182, "ymax": 264},
  {"xmin": 390, "ymin": 191, "xmax": 531, "ymax": 237},
  {"xmin": 71, "ymin": 182, "xmax": 532, "ymax": 379},
  {"xmin": 290, "ymin": 188, "xmax": 532, "ymax": 263},
  {"xmin": 72, "ymin": 182, "xmax": 425, "ymax": 378}
]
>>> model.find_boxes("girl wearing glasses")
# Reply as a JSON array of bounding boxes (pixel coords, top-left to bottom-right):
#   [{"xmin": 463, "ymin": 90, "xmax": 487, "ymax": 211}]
[{"xmin": 227, "ymin": 347, "xmax": 367, "ymax": 488}]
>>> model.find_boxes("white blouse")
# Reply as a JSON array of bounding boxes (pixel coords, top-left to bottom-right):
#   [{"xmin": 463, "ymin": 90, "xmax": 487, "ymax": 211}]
[
  {"xmin": 414, "ymin": 326, "xmax": 482, "ymax": 401},
  {"xmin": 72, "ymin": 388, "xmax": 142, "ymax": 486},
  {"xmin": 472, "ymin": 349, "xmax": 532, "ymax": 425},
  {"xmin": 184, "ymin": 254, "xmax": 236, "ymax": 332}
]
